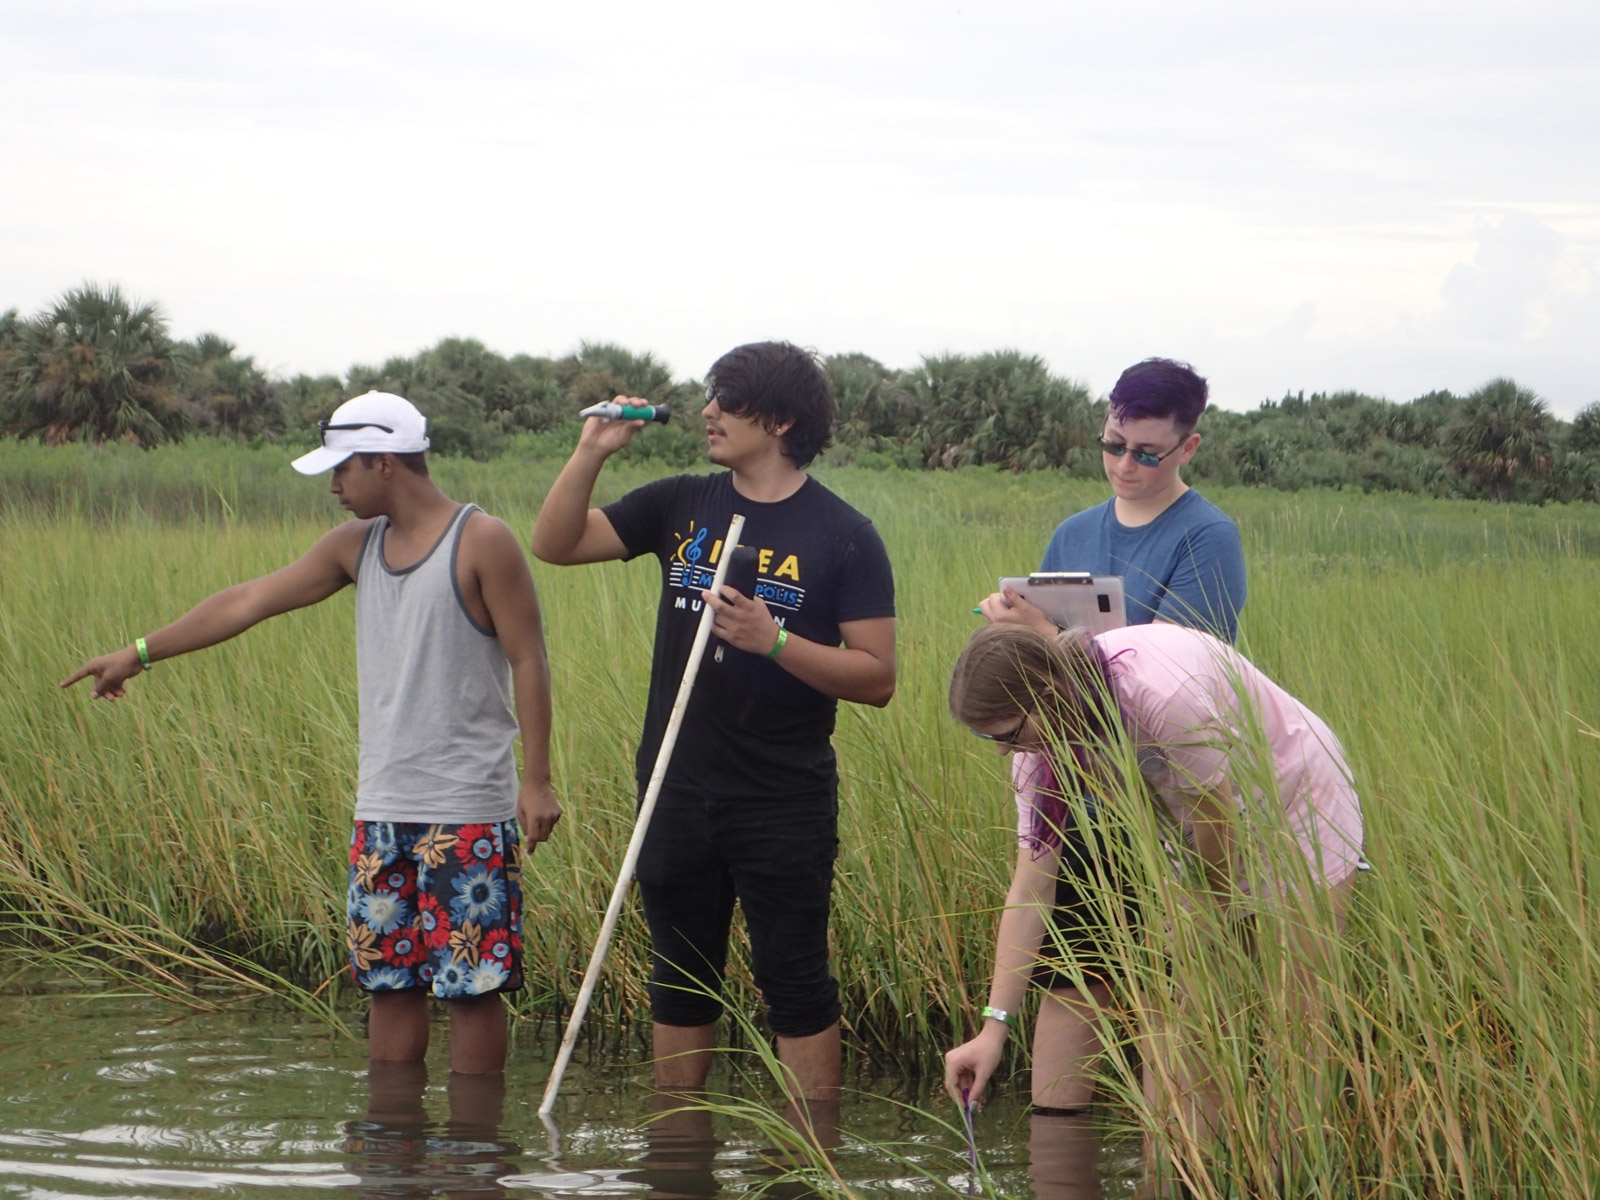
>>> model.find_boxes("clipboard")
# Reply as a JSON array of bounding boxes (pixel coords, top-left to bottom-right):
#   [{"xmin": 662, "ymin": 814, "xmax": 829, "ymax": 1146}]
[{"xmin": 998, "ymin": 572, "xmax": 1127, "ymax": 634}]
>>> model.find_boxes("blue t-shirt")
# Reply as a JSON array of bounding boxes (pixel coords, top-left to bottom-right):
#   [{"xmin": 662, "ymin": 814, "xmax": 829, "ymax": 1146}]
[{"xmin": 1038, "ymin": 489, "xmax": 1246, "ymax": 642}]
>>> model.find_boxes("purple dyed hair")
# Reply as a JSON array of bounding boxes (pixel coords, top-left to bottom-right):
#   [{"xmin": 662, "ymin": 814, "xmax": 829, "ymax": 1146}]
[
  {"xmin": 1108, "ymin": 357, "xmax": 1208, "ymax": 434},
  {"xmin": 1014, "ymin": 752, "xmax": 1070, "ymax": 860}
]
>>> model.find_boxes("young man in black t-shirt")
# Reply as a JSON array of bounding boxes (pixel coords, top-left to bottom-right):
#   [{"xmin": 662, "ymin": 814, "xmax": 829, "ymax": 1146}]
[{"xmin": 532, "ymin": 341, "xmax": 896, "ymax": 1101}]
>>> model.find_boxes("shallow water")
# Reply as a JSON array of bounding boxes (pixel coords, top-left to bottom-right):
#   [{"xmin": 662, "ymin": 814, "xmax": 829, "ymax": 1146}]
[{"xmin": 0, "ymin": 989, "xmax": 1135, "ymax": 1198}]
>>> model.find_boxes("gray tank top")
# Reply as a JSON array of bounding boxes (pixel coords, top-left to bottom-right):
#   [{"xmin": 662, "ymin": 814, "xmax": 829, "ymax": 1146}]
[{"xmin": 353, "ymin": 504, "xmax": 519, "ymax": 823}]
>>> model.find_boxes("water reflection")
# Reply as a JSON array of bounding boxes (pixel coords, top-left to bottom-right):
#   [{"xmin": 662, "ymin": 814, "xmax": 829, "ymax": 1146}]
[
  {"xmin": 603, "ymin": 1090, "xmax": 843, "ymax": 1200},
  {"xmin": 1026, "ymin": 1110, "xmax": 1104, "ymax": 1200},
  {"xmin": 343, "ymin": 1062, "xmax": 522, "ymax": 1197},
  {"xmin": 613, "ymin": 1093, "xmax": 721, "ymax": 1199},
  {"xmin": 0, "ymin": 991, "xmax": 1139, "ymax": 1198}
]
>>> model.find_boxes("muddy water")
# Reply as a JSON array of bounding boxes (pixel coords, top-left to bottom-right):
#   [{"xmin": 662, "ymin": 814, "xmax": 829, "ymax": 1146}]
[{"xmin": 0, "ymin": 989, "xmax": 1135, "ymax": 1197}]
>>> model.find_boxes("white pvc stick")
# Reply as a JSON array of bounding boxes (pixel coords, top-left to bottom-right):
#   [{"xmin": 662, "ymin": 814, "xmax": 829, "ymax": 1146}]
[{"xmin": 538, "ymin": 512, "xmax": 746, "ymax": 1116}]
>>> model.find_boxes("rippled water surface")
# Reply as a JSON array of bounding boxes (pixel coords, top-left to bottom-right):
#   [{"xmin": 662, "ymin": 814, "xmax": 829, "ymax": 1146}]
[{"xmin": 0, "ymin": 990, "xmax": 1134, "ymax": 1198}]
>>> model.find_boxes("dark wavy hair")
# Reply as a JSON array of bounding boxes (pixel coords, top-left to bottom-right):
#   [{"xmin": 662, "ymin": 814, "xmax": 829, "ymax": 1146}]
[
  {"xmin": 1108, "ymin": 357, "xmax": 1208, "ymax": 435},
  {"xmin": 704, "ymin": 341, "xmax": 835, "ymax": 467}
]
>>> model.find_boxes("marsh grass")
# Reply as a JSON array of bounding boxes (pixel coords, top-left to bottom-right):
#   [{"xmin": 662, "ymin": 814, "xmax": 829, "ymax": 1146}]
[{"xmin": 3, "ymin": 440, "xmax": 1599, "ymax": 1194}]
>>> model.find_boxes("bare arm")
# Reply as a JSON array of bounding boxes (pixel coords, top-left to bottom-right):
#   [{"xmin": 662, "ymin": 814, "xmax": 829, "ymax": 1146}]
[
  {"xmin": 791, "ymin": 615, "xmax": 896, "ymax": 707},
  {"xmin": 529, "ymin": 410, "xmax": 641, "ymax": 565},
  {"xmin": 944, "ymin": 844, "xmax": 1061, "ymax": 1104},
  {"xmin": 465, "ymin": 514, "xmax": 561, "ymax": 847},
  {"xmin": 61, "ymin": 522, "xmax": 364, "ymax": 699},
  {"xmin": 699, "ymin": 585, "xmax": 897, "ymax": 707}
]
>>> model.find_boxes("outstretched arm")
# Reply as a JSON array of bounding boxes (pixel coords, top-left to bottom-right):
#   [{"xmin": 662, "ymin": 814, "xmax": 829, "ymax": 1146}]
[
  {"xmin": 467, "ymin": 514, "xmax": 561, "ymax": 847},
  {"xmin": 60, "ymin": 522, "xmax": 364, "ymax": 699},
  {"xmin": 530, "ymin": 408, "xmax": 641, "ymax": 565},
  {"xmin": 944, "ymin": 844, "xmax": 1061, "ymax": 1106}
]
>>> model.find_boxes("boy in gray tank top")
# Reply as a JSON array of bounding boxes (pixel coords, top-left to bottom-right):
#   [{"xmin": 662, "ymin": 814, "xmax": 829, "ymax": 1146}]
[{"xmin": 63, "ymin": 392, "xmax": 560, "ymax": 1076}]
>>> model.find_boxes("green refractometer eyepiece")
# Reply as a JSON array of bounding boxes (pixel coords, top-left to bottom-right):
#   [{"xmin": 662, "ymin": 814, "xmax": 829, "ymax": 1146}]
[{"xmin": 580, "ymin": 402, "xmax": 672, "ymax": 424}]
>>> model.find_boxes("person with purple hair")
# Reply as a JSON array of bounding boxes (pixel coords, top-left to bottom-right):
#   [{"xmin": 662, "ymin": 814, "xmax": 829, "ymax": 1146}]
[
  {"xmin": 983, "ymin": 356, "xmax": 1245, "ymax": 640},
  {"xmin": 957, "ymin": 358, "xmax": 1247, "ymax": 1128}
]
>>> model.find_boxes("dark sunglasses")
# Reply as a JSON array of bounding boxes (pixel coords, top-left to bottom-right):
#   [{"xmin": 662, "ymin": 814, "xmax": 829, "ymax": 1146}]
[
  {"xmin": 318, "ymin": 420, "xmax": 394, "ymax": 446},
  {"xmin": 1097, "ymin": 436, "xmax": 1184, "ymax": 468},
  {"xmin": 1100, "ymin": 435, "xmax": 1190, "ymax": 467},
  {"xmin": 973, "ymin": 712, "xmax": 1031, "ymax": 747}
]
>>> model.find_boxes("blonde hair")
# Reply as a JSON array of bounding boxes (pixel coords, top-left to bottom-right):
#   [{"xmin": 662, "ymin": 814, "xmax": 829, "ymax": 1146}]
[{"xmin": 948, "ymin": 624, "xmax": 1122, "ymax": 761}]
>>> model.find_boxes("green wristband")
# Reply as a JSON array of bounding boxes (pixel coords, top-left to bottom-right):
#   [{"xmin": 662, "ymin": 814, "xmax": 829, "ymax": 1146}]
[
  {"xmin": 981, "ymin": 1005, "xmax": 1010, "ymax": 1030},
  {"xmin": 765, "ymin": 627, "xmax": 789, "ymax": 661},
  {"xmin": 135, "ymin": 637, "xmax": 153, "ymax": 671}
]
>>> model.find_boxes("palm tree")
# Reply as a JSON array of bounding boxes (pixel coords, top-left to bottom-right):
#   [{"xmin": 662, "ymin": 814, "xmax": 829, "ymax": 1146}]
[
  {"xmin": 905, "ymin": 350, "xmax": 1096, "ymax": 470},
  {"xmin": 417, "ymin": 338, "xmax": 565, "ymax": 436},
  {"xmin": 0, "ymin": 308, "xmax": 21, "ymax": 422},
  {"xmin": 7, "ymin": 283, "xmax": 190, "ymax": 445},
  {"xmin": 903, "ymin": 352, "xmax": 978, "ymax": 467},
  {"xmin": 180, "ymin": 332, "xmax": 285, "ymax": 440},
  {"xmin": 557, "ymin": 341, "xmax": 699, "ymax": 416},
  {"xmin": 278, "ymin": 373, "xmax": 346, "ymax": 433},
  {"xmin": 1443, "ymin": 378, "xmax": 1552, "ymax": 501},
  {"xmin": 828, "ymin": 352, "xmax": 917, "ymax": 448},
  {"xmin": 502, "ymin": 353, "xmax": 566, "ymax": 433},
  {"xmin": 1569, "ymin": 402, "xmax": 1600, "ymax": 456}
]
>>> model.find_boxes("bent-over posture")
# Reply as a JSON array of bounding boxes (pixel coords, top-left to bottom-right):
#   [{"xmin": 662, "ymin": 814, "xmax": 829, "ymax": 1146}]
[{"xmin": 945, "ymin": 622, "xmax": 1363, "ymax": 1169}]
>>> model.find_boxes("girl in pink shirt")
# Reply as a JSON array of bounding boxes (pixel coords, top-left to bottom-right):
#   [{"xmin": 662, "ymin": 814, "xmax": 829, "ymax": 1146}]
[{"xmin": 942, "ymin": 622, "xmax": 1364, "ymax": 1161}]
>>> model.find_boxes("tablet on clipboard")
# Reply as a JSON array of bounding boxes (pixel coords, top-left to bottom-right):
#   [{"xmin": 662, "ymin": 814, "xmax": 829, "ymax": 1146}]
[{"xmin": 999, "ymin": 572, "xmax": 1127, "ymax": 635}]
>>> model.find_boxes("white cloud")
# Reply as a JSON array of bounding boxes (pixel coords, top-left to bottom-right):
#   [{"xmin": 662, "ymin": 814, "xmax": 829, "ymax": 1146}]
[{"xmin": 3, "ymin": 0, "xmax": 1597, "ymax": 414}]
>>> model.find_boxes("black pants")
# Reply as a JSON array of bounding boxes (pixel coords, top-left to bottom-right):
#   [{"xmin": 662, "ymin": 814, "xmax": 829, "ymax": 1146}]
[{"xmin": 635, "ymin": 788, "xmax": 841, "ymax": 1038}]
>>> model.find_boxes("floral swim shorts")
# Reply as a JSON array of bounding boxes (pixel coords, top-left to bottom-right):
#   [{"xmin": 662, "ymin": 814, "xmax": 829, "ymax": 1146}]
[{"xmin": 346, "ymin": 820, "xmax": 524, "ymax": 998}]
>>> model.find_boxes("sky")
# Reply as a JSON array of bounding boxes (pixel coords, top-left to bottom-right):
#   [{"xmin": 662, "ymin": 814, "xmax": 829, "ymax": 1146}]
[{"xmin": 3, "ymin": 0, "xmax": 1598, "ymax": 416}]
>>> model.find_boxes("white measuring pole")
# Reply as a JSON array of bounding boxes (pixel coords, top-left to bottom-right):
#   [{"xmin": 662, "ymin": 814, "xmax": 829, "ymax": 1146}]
[{"xmin": 538, "ymin": 512, "xmax": 746, "ymax": 1116}]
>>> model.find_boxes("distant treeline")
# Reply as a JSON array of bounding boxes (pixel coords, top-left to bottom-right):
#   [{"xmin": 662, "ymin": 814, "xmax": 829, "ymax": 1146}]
[{"xmin": 4, "ymin": 282, "xmax": 1598, "ymax": 504}]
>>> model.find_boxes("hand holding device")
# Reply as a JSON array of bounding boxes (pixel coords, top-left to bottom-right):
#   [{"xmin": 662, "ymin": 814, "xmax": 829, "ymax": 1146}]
[
  {"xmin": 578, "ymin": 401, "xmax": 672, "ymax": 424},
  {"xmin": 994, "ymin": 572, "xmax": 1127, "ymax": 634}
]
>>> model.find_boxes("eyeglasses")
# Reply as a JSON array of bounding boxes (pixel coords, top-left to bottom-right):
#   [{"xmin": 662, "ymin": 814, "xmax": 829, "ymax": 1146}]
[
  {"xmin": 973, "ymin": 712, "xmax": 1031, "ymax": 748},
  {"xmin": 1097, "ymin": 436, "xmax": 1184, "ymax": 468},
  {"xmin": 318, "ymin": 420, "xmax": 394, "ymax": 446}
]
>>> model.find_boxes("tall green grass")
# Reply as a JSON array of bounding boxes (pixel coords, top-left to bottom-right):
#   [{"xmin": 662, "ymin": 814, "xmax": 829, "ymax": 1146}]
[{"xmin": 3, "ymin": 440, "xmax": 1598, "ymax": 1194}]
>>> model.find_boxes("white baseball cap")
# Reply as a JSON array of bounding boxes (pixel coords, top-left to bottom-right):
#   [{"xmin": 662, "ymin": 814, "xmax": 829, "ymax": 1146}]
[{"xmin": 291, "ymin": 392, "xmax": 431, "ymax": 475}]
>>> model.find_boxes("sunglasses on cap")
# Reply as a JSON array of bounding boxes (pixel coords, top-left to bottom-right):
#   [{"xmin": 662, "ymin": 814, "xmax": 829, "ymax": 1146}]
[{"xmin": 317, "ymin": 420, "xmax": 394, "ymax": 446}]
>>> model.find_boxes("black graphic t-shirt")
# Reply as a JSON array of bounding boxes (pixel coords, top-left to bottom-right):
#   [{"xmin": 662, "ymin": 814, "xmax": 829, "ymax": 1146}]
[{"xmin": 603, "ymin": 471, "xmax": 896, "ymax": 798}]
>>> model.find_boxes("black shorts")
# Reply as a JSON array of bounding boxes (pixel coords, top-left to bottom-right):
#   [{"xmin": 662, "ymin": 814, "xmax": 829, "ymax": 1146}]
[
  {"xmin": 634, "ymin": 787, "xmax": 841, "ymax": 1038},
  {"xmin": 1030, "ymin": 814, "xmax": 1141, "ymax": 993}
]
